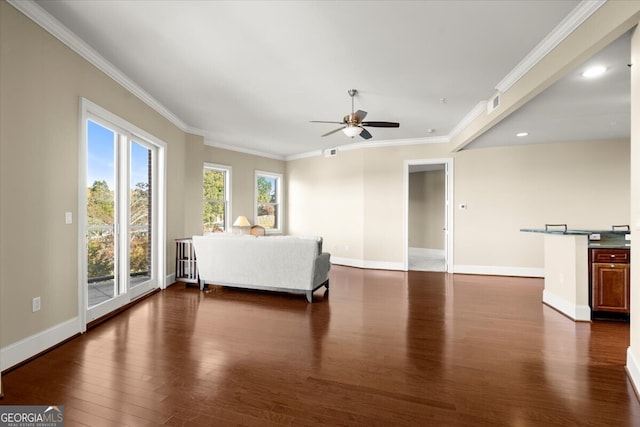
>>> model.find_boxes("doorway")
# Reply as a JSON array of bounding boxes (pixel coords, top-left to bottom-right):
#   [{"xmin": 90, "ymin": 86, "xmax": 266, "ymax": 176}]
[
  {"xmin": 80, "ymin": 99, "xmax": 166, "ymax": 326},
  {"xmin": 404, "ymin": 158, "xmax": 453, "ymax": 272}
]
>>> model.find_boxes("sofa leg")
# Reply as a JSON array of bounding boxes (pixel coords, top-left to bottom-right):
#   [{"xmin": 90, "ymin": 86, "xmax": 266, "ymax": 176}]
[{"xmin": 306, "ymin": 290, "xmax": 313, "ymax": 303}]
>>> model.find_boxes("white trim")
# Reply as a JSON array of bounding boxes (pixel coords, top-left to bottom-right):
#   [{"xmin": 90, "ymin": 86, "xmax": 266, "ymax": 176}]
[
  {"xmin": 286, "ymin": 150, "xmax": 324, "ymax": 161},
  {"xmin": 447, "ymin": 101, "xmax": 487, "ymax": 141},
  {"xmin": 0, "ymin": 317, "xmax": 80, "ymax": 371},
  {"xmin": 626, "ymin": 347, "xmax": 640, "ymax": 397},
  {"xmin": 205, "ymin": 140, "xmax": 285, "ymax": 161},
  {"xmin": 330, "ymin": 257, "xmax": 404, "ymax": 271},
  {"xmin": 542, "ymin": 289, "xmax": 592, "ymax": 321},
  {"xmin": 453, "ymin": 264, "xmax": 544, "ymax": 278},
  {"xmin": 404, "ymin": 158, "xmax": 454, "ymax": 273},
  {"xmin": 166, "ymin": 273, "xmax": 176, "ymax": 286},
  {"xmin": 8, "ymin": 0, "xmax": 191, "ymax": 134},
  {"xmin": 495, "ymin": 0, "xmax": 607, "ymax": 93}
]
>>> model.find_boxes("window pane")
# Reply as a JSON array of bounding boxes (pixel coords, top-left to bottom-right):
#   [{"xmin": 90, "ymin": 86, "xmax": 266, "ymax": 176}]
[
  {"xmin": 257, "ymin": 203, "xmax": 277, "ymax": 229},
  {"xmin": 87, "ymin": 120, "xmax": 116, "ymax": 307},
  {"xmin": 204, "ymin": 169, "xmax": 227, "ymax": 232},
  {"xmin": 257, "ymin": 176, "xmax": 276, "ymax": 203},
  {"xmin": 256, "ymin": 173, "xmax": 281, "ymax": 231},
  {"xmin": 130, "ymin": 141, "xmax": 151, "ymax": 287}
]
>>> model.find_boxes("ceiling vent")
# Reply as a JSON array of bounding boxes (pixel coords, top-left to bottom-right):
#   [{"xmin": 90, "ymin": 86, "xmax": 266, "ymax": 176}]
[
  {"xmin": 324, "ymin": 147, "xmax": 338, "ymax": 157},
  {"xmin": 487, "ymin": 93, "xmax": 500, "ymax": 113}
]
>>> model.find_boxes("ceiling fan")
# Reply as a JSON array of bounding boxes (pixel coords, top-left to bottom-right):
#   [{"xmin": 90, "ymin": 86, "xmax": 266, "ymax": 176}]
[{"xmin": 311, "ymin": 89, "xmax": 400, "ymax": 140}]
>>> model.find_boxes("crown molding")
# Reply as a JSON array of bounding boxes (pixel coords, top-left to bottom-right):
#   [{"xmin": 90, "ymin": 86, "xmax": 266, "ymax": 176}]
[
  {"xmin": 8, "ymin": 0, "xmax": 191, "ymax": 132},
  {"xmin": 447, "ymin": 101, "xmax": 487, "ymax": 141},
  {"xmin": 204, "ymin": 140, "xmax": 286, "ymax": 161},
  {"xmin": 339, "ymin": 136, "xmax": 450, "ymax": 152},
  {"xmin": 8, "ymin": 0, "xmax": 602, "ymax": 162},
  {"xmin": 286, "ymin": 150, "xmax": 324, "ymax": 161},
  {"xmin": 495, "ymin": 0, "xmax": 606, "ymax": 93}
]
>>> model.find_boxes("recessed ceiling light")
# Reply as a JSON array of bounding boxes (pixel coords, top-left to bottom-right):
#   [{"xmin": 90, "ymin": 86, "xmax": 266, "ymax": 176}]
[
  {"xmin": 581, "ymin": 65, "xmax": 607, "ymax": 78},
  {"xmin": 426, "ymin": 128, "xmax": 435, "ymax": 133},
  {"xmin": 516, "ymin": 132, "xmax": 528, "ymax": 137}
]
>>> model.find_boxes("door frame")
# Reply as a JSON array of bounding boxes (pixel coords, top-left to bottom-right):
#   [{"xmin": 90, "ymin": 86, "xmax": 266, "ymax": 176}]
[
  {"xmin": 78, "ymin": 98, "xmax": 167, "ymax": 331},
  {"xmin": 403, "ymin": 158, "xmax": 454, "ymax": 273}
]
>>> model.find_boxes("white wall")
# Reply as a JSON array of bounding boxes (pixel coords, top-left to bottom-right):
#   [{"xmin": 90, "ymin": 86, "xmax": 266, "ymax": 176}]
[
  {"xmin": 287, "ymin": 139, "xmax": 630, "ymax": 275},
  {"xmin": 454, "ymin": 139, "xmax": 630, "ymax": 274}
]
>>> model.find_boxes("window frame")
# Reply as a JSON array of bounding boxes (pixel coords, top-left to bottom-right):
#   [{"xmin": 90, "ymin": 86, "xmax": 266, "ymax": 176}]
[
  {"xmin": 254, "ymin": 170, "xmax": 283, "ymax": 234},
  {"xmin": 203, "ymin": 163, "xmax": 232, "ymax": 233}
]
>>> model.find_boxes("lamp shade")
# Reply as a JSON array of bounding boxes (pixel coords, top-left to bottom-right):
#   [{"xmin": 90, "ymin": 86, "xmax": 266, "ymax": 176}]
[
  {"xmin": 233, "ymin": 215, "xmax": 251, "ymax": 227},
  {"xmin": 343, "ymin": 126, "xmax": 363, "ymax": 138}
]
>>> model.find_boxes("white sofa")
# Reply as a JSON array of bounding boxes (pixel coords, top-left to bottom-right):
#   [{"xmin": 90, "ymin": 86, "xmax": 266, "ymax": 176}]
[{"xmin": 191, "ymin": 234, "xmax": 331, "ymax": 302}]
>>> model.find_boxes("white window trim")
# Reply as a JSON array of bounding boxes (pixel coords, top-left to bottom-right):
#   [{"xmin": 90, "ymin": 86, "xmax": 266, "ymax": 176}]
[
  {"xmin": 203, "ymin": 163, "xmax": 232, "ymax": 232},
  {"xmin": 254, "ymin": 170, "xmax": 283, "ymax": 234}
]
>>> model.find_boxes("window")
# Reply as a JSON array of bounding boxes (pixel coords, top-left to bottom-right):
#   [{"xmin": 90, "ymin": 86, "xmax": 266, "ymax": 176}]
[
  {"xmin": 204, "ymin": 163, "xmax": 231, "ymax": 232},
  {"xmin": 255, "ymin": 171, "xmax": 282, "ymax": 233}
]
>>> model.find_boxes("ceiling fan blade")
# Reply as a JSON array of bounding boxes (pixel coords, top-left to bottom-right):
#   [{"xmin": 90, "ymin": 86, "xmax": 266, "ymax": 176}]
[
  {"xmin": 354, "ymin": 110, "xmax": 367, "ymax": 121},
  {"xmin": 361, "ymin": 121, "xmax": 400, "ymax": 128},
  {"xmin": 360, "ymin": 128, "xmax": 373, "ymax": 140},
  {"xmin": 321, "ymin": 126, "xmax": 346, "ymax": 137},
  {"xmin": 310, "ymin": 120, "xmax": 344, "ymax": 124}
]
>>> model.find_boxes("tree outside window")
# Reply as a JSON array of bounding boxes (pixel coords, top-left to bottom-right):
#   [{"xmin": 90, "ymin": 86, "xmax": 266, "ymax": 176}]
[
  {"xmin": 255, "ymin": 171, "xmax": 282, "ymax": 232},
  {"xmin": 204, "ymin": 165, "xmax": 230, "ymax": 232}
]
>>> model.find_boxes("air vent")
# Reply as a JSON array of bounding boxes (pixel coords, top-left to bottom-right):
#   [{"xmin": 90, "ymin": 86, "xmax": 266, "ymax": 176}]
[
  {"xmin": 324, "ymin": 147, "xmax": 338, "ymax": 157},
  {"xmin": 487, "ymin": 93, "xmax": 500, "ymax": 113}
]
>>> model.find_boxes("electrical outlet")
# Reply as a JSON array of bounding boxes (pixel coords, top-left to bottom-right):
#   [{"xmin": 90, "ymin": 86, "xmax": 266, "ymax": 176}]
[
  {"xmin": 32, "ymin": 296, "xmax": 41, "ymax": 312},
  {"xmin": 589, "ymin": 233, "xmax": 601, "ymax": 241}
]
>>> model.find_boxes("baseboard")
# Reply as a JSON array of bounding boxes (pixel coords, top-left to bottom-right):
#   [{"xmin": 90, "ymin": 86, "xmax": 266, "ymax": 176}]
[
  {"xmin": 331, "ymin": 259, "xmax": 545, "ymax": 277},
  {"xmin": 1, "ymin": 317, "xmax": 81, "ymax": 371},
  {"xmin": 626, "ymin": 347, "xmax": 640, "ymax": 400},
  {"xmin": 454, "ymin": 264, "xmax": 544, "ymax": 278},
  {"xmin": 165, "ymin": 272, "xmax": 176, "ymax": 287},
  {"xmin": 330, "ymin": 256, "xmax": 404, "ymax": 271},
  {"xmin": 542, "ymin": 289, "xmax": 591, "ymax": 321}
]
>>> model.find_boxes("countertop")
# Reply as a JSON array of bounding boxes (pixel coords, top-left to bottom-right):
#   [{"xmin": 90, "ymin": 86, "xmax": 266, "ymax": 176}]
[{"xmin": 520, "ymin": 228, "xmax": 630, "ymax": 249}]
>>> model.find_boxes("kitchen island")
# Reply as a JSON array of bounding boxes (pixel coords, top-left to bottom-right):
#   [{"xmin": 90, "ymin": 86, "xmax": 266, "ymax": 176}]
[{"xmin": 521, "ymin": 226, "xmax": 630, "ymax": 321}]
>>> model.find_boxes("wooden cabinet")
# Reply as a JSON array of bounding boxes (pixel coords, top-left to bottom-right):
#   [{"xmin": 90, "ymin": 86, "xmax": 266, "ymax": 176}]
[
  {"xmin": 175, "ymin": 238, "xmax": 199, "ymax": 285},
  {"xmin": 590, "ymin": 248, "xmax": 630, "ymax": 319}
]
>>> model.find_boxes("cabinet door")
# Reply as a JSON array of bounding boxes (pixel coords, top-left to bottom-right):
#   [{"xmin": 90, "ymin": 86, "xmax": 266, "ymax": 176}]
[{"xmin": 592, "ymin": 263, "xmax": 630, "ymax": 313}]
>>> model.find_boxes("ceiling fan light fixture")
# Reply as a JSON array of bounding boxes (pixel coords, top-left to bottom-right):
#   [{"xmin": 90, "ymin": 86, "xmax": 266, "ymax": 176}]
[
  {"xmin": 581, "ymin": 65, "xmax": 607, "ymax": 78},
  {"xmin": 343, "ymin": 126, "xmax": 363, "ymax": 138}
]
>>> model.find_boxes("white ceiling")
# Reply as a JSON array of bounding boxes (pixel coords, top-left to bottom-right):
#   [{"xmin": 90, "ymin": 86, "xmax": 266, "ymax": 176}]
[{"xmin": 27, "ymin": 0, "xmax": 626, "ymax": 159}]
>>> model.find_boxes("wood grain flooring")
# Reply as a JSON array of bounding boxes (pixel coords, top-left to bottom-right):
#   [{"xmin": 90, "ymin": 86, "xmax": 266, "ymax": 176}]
[{"xmin": 1, "ymin": 266, "xmax": 639, "ymax": 426}]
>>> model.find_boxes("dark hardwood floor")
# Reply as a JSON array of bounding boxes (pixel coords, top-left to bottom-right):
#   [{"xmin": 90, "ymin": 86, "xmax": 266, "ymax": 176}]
[{"xmin": 2, "ymin": 266, "xmax": 639, "ymax": 426}]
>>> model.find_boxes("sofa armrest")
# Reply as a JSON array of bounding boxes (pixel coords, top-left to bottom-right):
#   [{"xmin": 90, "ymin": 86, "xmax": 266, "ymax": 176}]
[{"xmin": 314, "ymin": 252, "xmax": 331, "ymax": 286}]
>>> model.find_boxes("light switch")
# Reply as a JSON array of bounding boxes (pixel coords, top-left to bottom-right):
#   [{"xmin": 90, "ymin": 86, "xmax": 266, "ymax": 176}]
[{"xmin": 65, "ymin": 212, "xmax": 73, "ymax": 224}]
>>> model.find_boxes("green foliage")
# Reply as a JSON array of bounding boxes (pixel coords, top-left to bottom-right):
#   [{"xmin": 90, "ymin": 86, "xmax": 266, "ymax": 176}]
[
  {"xmin": 87, "ymin": 180, "xmax": 114, "ymax": 226},
  {"xmin": 87, "ymin": 180, "xmax": 150, "ymax": 280},
  {"xmin": 257, "ymin": 176, "xmax": 274, "ymax": 203},
  {"xmin": 203, "ymin": 170, "xmax": 226, "ymax": 231}
]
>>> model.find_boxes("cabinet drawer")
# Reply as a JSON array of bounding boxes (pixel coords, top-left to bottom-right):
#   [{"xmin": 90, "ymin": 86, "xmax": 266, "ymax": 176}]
[{"xmin": 591, "ymin": 249, "xmax": 629, "ymax": 263}]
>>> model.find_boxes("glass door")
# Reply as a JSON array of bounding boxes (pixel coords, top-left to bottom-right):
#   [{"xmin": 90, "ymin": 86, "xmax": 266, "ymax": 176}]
[
  {"xmin": 86, "ymin": 119, "xmax": 157, "ymax": 321},
  {"xmin": 128, "ymin": 140, "xmax": 153, "ymax": 297}
]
